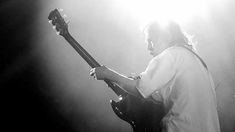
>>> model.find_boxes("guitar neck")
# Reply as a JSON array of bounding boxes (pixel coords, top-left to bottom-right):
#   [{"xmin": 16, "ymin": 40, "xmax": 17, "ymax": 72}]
[
  {"xmin": 63, "ymin": 32, "xmax": 127, "ymax": 97},
  {"xmin": 64, "ymin": 32, "xmax": 100, "ymax": 68}
]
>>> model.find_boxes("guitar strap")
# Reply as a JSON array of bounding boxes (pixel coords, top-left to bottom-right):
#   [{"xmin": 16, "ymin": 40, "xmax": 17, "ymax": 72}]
[
  {"xmin": 178, "ymin": 45, "xmax": 221, "ymax": 91},
  {"xmin": 178, "ymin": 45, "xmax": 208, "ymax": 70}
]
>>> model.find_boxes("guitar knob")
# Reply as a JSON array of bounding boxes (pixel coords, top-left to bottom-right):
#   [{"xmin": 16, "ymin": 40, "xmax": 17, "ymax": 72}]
[
  {"xmin": 118, "ymin": 96, "xmax": 123, "ymax": 101},
  {"xmin": 115, "ymin": 107, "xmax": 119, "ymax": 110},
  {"xmin": 131, "ymin": 121, "xmax": 135, "ymax": 125}
]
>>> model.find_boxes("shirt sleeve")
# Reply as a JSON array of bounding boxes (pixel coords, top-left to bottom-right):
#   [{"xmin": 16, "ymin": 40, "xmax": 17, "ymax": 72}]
[{"xmin": 136, "ymin": 49, "xmax": 176, "ymax": 98}]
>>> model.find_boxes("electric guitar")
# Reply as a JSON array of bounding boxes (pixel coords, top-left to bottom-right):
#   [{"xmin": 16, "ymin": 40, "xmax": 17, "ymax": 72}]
[{"xmin": 48, "ymin": 9, "xmax": 164, "ymax": 132}]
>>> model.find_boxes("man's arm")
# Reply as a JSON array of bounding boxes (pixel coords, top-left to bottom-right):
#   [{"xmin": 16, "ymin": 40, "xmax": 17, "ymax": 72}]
[{"xmin": 90, "ymin": 66, "xmax": 143, "ymax": 98}]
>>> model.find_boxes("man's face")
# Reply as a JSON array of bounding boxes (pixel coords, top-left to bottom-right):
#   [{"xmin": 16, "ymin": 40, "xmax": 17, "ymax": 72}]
[{"xmin": 145, "ymin": 30, "xmax": 171, "ymax": 57}]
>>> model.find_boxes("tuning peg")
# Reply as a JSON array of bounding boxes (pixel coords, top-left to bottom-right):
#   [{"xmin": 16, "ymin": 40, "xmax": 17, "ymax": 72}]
[
  {"xmin": 63, "ymin": 14, "xmax": 67, "ymax": 18},
  {"xmin": 66, "ymin": 20, "xmax": 70, "ymax": 24},
  {"xmin": 48, "ymin": 20, "xmax": 52, "ymax": 24},
  {"xmin": 56, "ymin": 31, "xmax": 60, "ymax": 35},
  {"xmin": 58, "ymin": 8, "xmax": 63, "ymax": 12}
]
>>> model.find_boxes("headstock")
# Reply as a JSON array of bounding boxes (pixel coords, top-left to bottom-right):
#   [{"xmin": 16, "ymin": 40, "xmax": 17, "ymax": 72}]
[{"xmin": 48, "ymin": 8, "xmax": 69, "ymax": 36}]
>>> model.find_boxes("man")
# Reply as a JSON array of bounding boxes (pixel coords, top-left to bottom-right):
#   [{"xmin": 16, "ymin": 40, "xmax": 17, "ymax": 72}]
[{"xmin": 90, "ymin": 21, "xmax": 220, "ymax": 132}]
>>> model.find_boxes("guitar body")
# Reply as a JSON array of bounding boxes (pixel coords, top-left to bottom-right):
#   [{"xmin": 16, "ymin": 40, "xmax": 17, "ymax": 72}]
[
  {"xmin": 48, "ymin": 9, "xmax": 164, "ymax": 132},
  {"xmin": 111, "ymin": 94, "xmax": 164, "ymax": 132}
]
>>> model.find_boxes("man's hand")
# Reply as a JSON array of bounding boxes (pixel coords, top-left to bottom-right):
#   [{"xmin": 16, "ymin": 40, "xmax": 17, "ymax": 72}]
[
  {"xmin": 128, "ymin": 73, "xmax": 141, "ymax": 80},
  {"xmin": 90, "ymin": 65, "xmax": 108, "ymax": 80}
]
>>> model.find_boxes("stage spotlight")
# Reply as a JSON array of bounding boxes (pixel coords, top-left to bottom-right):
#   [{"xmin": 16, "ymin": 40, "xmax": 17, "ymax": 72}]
[{"xmin": 114, "ymin": 0, "xmax": 225, "ymax": 26}]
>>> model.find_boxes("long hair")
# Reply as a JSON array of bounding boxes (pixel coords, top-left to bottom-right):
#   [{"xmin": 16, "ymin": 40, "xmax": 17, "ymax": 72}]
[{"xmin": 143, "ymin": 20, "xmax": 196, "ymax": 50}]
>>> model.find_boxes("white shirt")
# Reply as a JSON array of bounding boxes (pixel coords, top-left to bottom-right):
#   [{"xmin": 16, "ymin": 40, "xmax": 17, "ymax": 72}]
[{"xmin": 136, "ymin": 46, "xmax": 220, "ymax": 132}]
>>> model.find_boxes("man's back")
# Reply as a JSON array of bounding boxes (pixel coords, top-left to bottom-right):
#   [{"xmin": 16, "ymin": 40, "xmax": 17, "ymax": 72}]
[{"xmin": 161, "ymin": 46, "xmax": 220, "ymax": 132}]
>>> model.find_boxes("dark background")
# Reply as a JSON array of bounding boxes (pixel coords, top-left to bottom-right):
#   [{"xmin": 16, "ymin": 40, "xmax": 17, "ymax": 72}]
[
  {"xmin": 1, "ymin": 0, "xmax": 235, "ymax": 132},
  {"xmin": 0, "ymin": 1, "xmax": 77, "ymax": 132}
]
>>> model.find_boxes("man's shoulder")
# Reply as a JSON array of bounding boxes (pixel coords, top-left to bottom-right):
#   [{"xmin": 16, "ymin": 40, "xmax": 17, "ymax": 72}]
[
  {"xmin": 159, "ymin": 46, "xmax": 184, "ymax": 58},
  {"xmin": 165, "ymin": 46, "xmax": 194, "ymax": 57},
  {"xmin": 151, "ymin": 47, "xmax": 179, "ymax": 63},
  {"xmin": 166, "ymin": 46, "xmax": 187, "ymax": 52},
  {"xmin": 159, "ymin": 46, "xmax": 194, "ymax": 66}
]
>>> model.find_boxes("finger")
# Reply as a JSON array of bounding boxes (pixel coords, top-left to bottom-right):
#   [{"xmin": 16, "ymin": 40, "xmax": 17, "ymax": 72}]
[
  {"xmin": 90, "ymin": 68, "xmax": 95, "ymax": 72},
  {"xmin": 90, "ymin": 68, "xmax": 95, "ymax": 76},
  {"xmin": 94, "ymin": 74, "xmax": 97, "ymax": 79},
  {"xmin": 90, "ymin": 72, "xmax": 94, "ymax": 76}
]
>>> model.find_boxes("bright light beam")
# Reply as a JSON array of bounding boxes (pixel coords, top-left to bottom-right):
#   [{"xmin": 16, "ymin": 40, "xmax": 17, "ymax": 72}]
[{"xmin": 114, "ymin": 0, "xmax": 225, "ymax": 26}]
